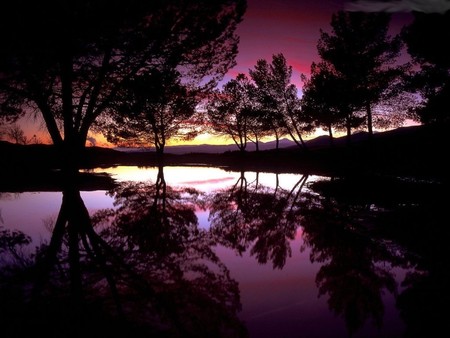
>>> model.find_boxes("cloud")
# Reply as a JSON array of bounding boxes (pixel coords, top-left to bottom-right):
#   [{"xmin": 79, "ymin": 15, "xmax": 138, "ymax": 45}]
[{"xmin": 345, "ymin": 0, "xmax": 450, "ymax": 13}]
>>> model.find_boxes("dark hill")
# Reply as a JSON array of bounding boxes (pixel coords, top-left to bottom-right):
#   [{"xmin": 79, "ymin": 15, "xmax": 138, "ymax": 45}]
[
  {"xmin": 1, "ymin": 124, "xmax": 449, "ymax": 180},
  {"xmin": 298, "ymin": 126, "xmax": 425, "ymax": 150},
  {"xmin": 114, "ymin": 137, "xmax": 296, "ymax": 154}
]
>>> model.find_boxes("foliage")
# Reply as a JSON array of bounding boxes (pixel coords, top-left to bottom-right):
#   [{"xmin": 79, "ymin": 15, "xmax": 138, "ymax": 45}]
[
  {"xmin": 301, "ymin": 62, "xmax": 355, "ymax": 139},
  {"xmin": 3, "ymin": 124, "xmax": 28, "ymax": 144},
  {"xmin": 207, "ymin": 73, "xmax": 257, "ymax": 151},
  {"xmin": 315, "ymin": 11, "xmax": 405, "ymax": 137},
  {"xmin": 250, "ymin": 53, "xmax": 310, "ymax": 148},
  {"xmin": 0, "ymin": 226, "xmax": 32, "ymax": 268},
  {"xmin": 104, "ymin": 68, "xmax": 200, "ymax": 152},
  {"xmin": 208, "ymin": 172, "xmax": 308, "ymax": 269},
  {"xmin": 0, "ymin": 0, "xmax": 246, "ymax": 163},
  {"xmin": 402, "ymin": 12, "xmax": 450, "ymax": 124},
  {"xmin": 0, "ymin": 176, "xmax": 247, "ymax": 337}
]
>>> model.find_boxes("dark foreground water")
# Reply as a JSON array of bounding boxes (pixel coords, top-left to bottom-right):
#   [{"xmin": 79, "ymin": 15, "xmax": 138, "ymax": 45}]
[{"xmin": 0, "ymin": 166, "xmax": 448, "ymax": 338}]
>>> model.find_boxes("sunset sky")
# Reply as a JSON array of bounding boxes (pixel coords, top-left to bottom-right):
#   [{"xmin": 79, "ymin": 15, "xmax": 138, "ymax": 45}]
[
  {"xmin": 223, "ymin": 0, "xmax": 347, "ymax": 88},
  {"xmin": 13, "ymin": 0, "xmax": 431, "ymax": 146},
  {"xmin": 222, "ymin": 0, "xmax": 414, "ymax": 88}
]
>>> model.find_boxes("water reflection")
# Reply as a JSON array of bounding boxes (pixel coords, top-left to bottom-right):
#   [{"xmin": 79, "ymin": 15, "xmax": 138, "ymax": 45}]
[
  {"xmin": 0, "ymin": 167, "xmax": 247, "ymax": 338},
  {"xmin": 302, "ymin": 176, "xmax": 449, "ymax": 337},
  {"xmin": 299, "ymin": 183, "xmax": 399, "ymax": 335},
  {"xmin": 1, "ymin": 167, "xmax": 448, "ymax": 337},
  {"xmin": 208, "ymin": 171, "xmax": 308, "ymax": 269}
]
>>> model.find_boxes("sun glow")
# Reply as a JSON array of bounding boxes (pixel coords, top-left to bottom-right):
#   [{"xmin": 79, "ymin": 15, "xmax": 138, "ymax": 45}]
[{"xmin": 167, "ymin": 132, "xmax": 233, "ymax": 146}]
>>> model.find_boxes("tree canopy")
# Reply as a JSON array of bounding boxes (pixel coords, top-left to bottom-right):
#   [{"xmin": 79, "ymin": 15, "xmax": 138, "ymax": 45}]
[
  {"xmin": 0, "ymin": 0, "xmax": 246, "ymax": 166},
  {"xmin": 315, "ymin": 11, "xmax": 404, "ymax": 138},
  {"xmin": 301, "ymin": 61, "xmax": 351, "ymax": 142},
  {"xmin": 207, "ymin": 73, "xmax": 256, "ymax": 152},
  {"xmin": 402, "ymin": 11, "xmax": 450, "ymax": 124},
  {"xmin": 249, "ymin": 54, "xmax": 310, "ymax": 149},
  {"xmin": 104, "ymin": 68, "xmax": 200, "ymax": 153}
]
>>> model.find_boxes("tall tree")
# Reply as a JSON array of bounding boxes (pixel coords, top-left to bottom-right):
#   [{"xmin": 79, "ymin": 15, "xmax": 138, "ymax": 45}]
[
  {"xmin": 245, "ymin": 107, "xmax": 272, "ymax": 152},
  {"xmin": 317, "ymin": 11, "xmax": 403, "ymax": 138},
  {"xmin": 402, "ymin": 11, "xmax": 450, "ymax": 124},
  {"xmin": 207, "ymin": 73, "xmax": 256, "ymax": 152},
  {"xmin": 250, "ymin": 54, "xmax": 310, "ymax": 149},
  {"xmin": 269, "ymin": 53, "xmax": 311, "ymax": 148},
  {"xmin": 249, "ymin": 58, "xmax": 285, "ymax": 149},
  {"xmin": 0, "ymin": 0, "xmax": 246, "ymax": 170},
  {"xmin": 301, "ymin": 62, "xmax": 355, "ymax": 145},
  {"xmin": 103, "ymin": 68, "xmax": 200, "ymax": 155}
]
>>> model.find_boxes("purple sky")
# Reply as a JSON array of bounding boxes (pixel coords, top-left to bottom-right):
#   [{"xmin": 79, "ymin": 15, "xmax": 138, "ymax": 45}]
[
  {"xmin": 15, "ymin": 0, "xmax": 426, "ymax": 145},
  {"xmin": 222, "ymin": 0, "xmax": 414, "ymax": 89}
]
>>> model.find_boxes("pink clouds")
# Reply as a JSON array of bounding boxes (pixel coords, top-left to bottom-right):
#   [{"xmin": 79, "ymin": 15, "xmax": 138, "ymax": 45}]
[
  {"xmin": 290, "ymin": 59, "xmax": 314, "ymax": 75},
  {"xmin": 225, "ymin": 0, "xmax": 412, "ymax": 90},
  {"xmin": 225, "ymin": 0, "xmax": 347, "ymax": 87}
]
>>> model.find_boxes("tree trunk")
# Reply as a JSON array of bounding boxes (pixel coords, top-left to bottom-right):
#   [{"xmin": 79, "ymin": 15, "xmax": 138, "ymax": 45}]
[
  {"xmin": 328, "ymin": 123, "xmax": 334, "ymax": 147},
  {"xmin": 346, "ymin": 116, "xmax": 352, "ymax": 145},
  {"xmin": 274, "ymin": 173, "xmax": 280, "ymax": 194},
  {"xmin": 273, "ymin": 129, "xmax": 280, "ymax": 150},
  {"xmin": 35, "ymin": 98, "xmax": 63, "ymax": 146},
  {"xmin": 32, "ymin": 194, "xmax": 68, "ymax": 299},
  {"xmin": 366, "ymin": 102, "xmax": 373, "ymax": 139},
  {"xmin": 286, "ymin": 128, "xmax": 304, "ymax": 149},
  {"xmin": 298, "ymin": 134, "xmax": 307, "ymax": 149},
  {"xmin": 290, "ymin": 117, "xmax": 307, "ymax": 149},
  {"xmin": 68, "ymin": 216, "xmax": 82, "ymax": 307},
  {"xmin": 238, "ymin": 133, "xmax": 246, "ymax": 152}
]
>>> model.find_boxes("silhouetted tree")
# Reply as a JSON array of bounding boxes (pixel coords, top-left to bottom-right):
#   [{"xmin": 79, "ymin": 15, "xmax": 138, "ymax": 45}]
[
  {"xmin": 402, "ymin": 11, "xmax": 450, "ymax": 124},
  {"xmin": 317, "ymin": 11, "xmax": 404, "ymax": 139},
  {"xmin": 301, "ymin": 62, "xmax": 351, "ymax": 145},
  {"xmin": 248, "ymin": 58, "xmax": 285, "ymax": 149},
  {"xmin": 104, "ymin": 68, "xmax": 200, "ymax": 155},
  {"xmin": 250, "ymin": 54, "xmax": 310, "ymax": 149},
  {"xmin": 207, "ymin": 74, "xmax": 256, "ymax": 152},
  {"xmin": 0, "ymin": 0, "xmax": 246, "ymax": 170},
  {"xmin": 5, "ymin": 124, "xmax": 28, "ymax": 144}
]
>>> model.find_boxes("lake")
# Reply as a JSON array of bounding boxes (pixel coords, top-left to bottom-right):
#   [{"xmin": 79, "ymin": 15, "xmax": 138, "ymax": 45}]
[{"xmin": 0, "ymin": 165, "xmax": 447, "ymax": 338}]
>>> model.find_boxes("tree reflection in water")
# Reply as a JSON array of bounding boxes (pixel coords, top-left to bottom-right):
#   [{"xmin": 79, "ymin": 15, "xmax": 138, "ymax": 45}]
[
  {"xmin": 299, "ymin": 181, "xmax": 399, "ymax": 336},
  {"xmin": 301, "ymin": 176, "xmax": 450, "ymax": 337},
  {"xmin": 207, "ymin": 170, "xmax": 449, "ymax": 336},
  {"xmin": 1, "ymin": 169, "xmax": 448, "ymax": 338},
  {"xmin": 207, "ymin": 171, "xmax": 308, "ymax": 269},
  {"xmin": 0, "ymin": 166, "xmax": 247, "ymax": 338},
  {"xmin": 206, "ymin": 171, "xmax": 407, "ymax": 336}
]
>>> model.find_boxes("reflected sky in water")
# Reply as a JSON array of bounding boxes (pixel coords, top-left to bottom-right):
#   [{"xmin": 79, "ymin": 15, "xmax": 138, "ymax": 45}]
[
  {"xmin": 88, "ymin": 165, "xmax": 326, "ymax": 191},
  {"xmin": 0, "ymin": 190, "xmax": 115, "ymax": 244},
  {"xmin": 2, "ymin": 166, "xmax": 443, "ymax": 337}
]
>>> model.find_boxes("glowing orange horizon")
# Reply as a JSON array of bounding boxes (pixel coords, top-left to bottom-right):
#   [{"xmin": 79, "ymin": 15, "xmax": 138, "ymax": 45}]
[{"xmin": 14, "ymin": 119, "xmax": 420, "ymax": 149}]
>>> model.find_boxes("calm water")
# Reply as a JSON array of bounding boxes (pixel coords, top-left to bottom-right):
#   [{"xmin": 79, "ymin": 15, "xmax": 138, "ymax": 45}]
[{"xmin": 0, "ymin": 166, "xmax": 448, "ymax": 337}]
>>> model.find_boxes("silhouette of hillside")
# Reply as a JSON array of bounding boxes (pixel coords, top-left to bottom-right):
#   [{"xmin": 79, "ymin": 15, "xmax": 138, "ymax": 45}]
[
  {"xmin": 114, "ymin": 138, "xmax": 296, "ymax": 154},
  {"xmin": 113, "ymin": 127, "xmax": 422, "ymax": 154},
  {"xmin": 1, "ymin": 124, "xmax": 449, "ymax": 183}
]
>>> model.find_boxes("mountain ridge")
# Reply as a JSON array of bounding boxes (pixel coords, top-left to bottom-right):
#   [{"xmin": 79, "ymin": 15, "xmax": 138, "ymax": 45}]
[
  {"xmin": 113, "ymin": 127, "xmax": 421, "ymax": 154},
  {"xmin": 113, "ymin": 137, "xmax": 296, "ymax": 154}
]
